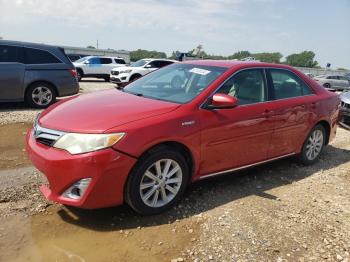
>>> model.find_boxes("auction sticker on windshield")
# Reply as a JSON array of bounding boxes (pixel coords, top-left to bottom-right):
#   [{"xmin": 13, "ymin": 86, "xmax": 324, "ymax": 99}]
[{"xmin": 189, "ymin": 68, "xmax": 211, "ymax": 75}]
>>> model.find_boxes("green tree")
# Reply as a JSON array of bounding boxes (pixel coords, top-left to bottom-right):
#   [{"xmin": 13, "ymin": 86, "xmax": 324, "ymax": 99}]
[
  {"xmin": 86, "ymin": 45, "xmax": 96, "ymax": 49},
  {"xmin": 130, "ymin": 49, "xmax": 167, "ymax": 61},
  {"xmin": 285, "ymin": 51, "xmax": 318, "ymax": 68},
  {"xmin": 228, "ymin": 51, "xmax": 251, "ymax": 60},
  {"xmin": 252, "ymin": 52, "xmax": 283, "ymax": 63}
]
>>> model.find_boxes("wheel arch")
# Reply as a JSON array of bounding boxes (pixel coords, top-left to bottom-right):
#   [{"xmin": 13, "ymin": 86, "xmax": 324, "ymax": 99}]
[
  {"xmin": 316, "ymin": 120, "xmax": 331, "ymax": 145},
  {"xmin": 130, "ymin": 73, "xmax": 142, "ymax": 81},
  {"xmin": 135, "ymin": 140, "xmax": 196, "ymax": 182},
  {"xmin": 75, "ymin": 67, "xmax": 84, "ymax": 74},
  {"xmin": 25, "ymin": 80, "xmax": 58, "ymax": 97}
]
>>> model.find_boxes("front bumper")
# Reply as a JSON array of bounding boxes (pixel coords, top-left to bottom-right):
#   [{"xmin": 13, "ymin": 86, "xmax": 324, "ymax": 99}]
[
  {"xmin": 26, "ymin": 129, "xmax": 137, "ymax": 209},
  {"xmin": 110, "ymin": 73, "xmax": 129, "ymax": 84}
]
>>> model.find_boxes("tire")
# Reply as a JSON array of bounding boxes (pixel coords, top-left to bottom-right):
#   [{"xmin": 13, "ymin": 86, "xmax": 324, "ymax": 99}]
[
  {"xmin": 298, "ymin": 124, "xmax": 326, "ymax": 165},
  {"xmin": 323, "ymin": 83, "xmax": 331, "ymax": 89},
  {"xmin": 76, "ymin": 69, "xmax": 83, "ymax": 82},
  {"xmin": 125, "ymin": 147, "xmax": 189, "ymax": 215},
  {"xmin": 25, "ymin": 82, "xmax": 56, "ymax": 108},
  {"xmin": 129, "ymin": 74, "xmax": 142, "ymax": 82}
]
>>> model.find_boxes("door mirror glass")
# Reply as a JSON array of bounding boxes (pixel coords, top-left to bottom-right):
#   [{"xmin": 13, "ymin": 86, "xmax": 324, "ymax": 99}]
[{"xmin": 207, "ymin": 93, "xmax": 238, "ymax": 109}]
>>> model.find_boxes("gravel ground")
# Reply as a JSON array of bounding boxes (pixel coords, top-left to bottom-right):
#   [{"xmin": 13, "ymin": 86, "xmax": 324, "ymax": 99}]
[{"xmin": 0, "ymin": 81, "xmax": 349, "ymax": 261}]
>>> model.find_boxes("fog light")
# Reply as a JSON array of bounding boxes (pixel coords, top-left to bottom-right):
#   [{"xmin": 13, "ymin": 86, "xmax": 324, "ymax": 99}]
[{"xmin": 63, "ymin": 178, "xmax": 92, "ymax": 200}]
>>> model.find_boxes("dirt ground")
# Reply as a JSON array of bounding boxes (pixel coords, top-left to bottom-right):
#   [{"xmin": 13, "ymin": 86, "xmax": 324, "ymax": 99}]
[{"xmin": 0, "ymin": 81, "xmax": 349, "ymax": 262}]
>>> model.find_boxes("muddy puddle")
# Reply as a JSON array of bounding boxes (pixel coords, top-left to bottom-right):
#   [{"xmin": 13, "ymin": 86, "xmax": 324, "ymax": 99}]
[
  {"xmin": 0, "ymin": 205, "xmax": 201, "ymax": 262},
  {"xmin": 0, "ymin": 123, "xmax": 32, "ymax": 169}
]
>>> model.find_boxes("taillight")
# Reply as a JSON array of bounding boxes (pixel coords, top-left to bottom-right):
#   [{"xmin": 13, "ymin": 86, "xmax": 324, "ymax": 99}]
[{"xmin": 68, "ymin": 69, "xmax": 77, "ymax": 78}]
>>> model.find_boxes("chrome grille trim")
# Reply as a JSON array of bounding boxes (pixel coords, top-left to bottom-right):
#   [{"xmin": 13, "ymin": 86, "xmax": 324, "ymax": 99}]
[{"xmin": 33, "ymin": 122, "xmax": 66, "ymax": 146}]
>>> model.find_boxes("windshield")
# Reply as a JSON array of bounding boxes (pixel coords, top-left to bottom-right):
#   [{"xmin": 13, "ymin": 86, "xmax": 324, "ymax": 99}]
[
  {"xmin": 75, "ymin": 56, "xmax": 90, "ymax": 63},
  {"xmin": 124, "ymin": 63, "xmax": 228, "ymax": 104},
  {"xmin": 131, "ymin": 59, "xmax": 150, "ymax": 67}
]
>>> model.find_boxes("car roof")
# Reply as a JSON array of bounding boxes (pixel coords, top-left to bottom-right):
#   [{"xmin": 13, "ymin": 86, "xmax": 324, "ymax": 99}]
[
  {"xmin": 0, "ymin": 40, "xmax": 61, "ymax": 52},
  {"xmin": 182, "ymin": 60, "xmax": 297, "ymax": 70},
  {"xmin": 84, "ymin": 56, "xmax": 124, "ymax": 59},
  {"xmin": 140, "ymin": 58, "xmax": 176, "ymax": 62}
]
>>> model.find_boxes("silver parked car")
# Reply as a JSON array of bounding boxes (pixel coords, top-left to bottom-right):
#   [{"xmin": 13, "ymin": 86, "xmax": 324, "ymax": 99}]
[
  {"xmin": 340, "ymin": 91, "xmax": 350, "ymax": 127},
  {"xmin": 0, "ymin": 40, "xmax": 79, "ymax": 108},
  {"xmin": 314, "ymin": 75, "xmax": 350, "ymax": 91}
]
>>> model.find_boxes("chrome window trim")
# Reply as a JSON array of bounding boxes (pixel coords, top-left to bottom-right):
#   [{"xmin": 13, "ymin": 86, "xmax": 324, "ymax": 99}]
[
  {"xmin": 200, "ymin": 153, "xmax": 296, "ymax": 180},
  {"xmin": 200, "ymin": 66, "xmax": 316, "ymax": 110}
]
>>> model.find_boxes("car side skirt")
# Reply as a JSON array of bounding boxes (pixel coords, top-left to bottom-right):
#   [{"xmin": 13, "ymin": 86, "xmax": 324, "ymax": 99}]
[{"xmin": 200, "ymin": 153, "xmax": 296, "ymax": 180}]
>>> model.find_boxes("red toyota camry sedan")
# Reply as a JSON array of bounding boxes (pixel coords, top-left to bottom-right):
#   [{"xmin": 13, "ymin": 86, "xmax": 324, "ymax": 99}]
[{"xmin": 26, "ymin": 61, "xmax": 340, "ymax": 215}]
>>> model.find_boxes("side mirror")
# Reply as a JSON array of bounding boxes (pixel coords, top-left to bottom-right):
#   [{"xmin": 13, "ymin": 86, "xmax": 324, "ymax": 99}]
[
  {"xmin": 206, "ymin": 93, "xmax": 238, "ymax": 109},
  {"xmin": 84, "ymin": 61, "xmax": 90, "ymax": 64},
  {"xmin": 144, "ymin": 64, "xmax": 153, "ymax": 68}
]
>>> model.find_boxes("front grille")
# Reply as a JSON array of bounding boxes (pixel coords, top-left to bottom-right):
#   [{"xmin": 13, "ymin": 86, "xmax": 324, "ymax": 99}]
[
  {"xmin": 37, "ymin": 137, "xmax": 56, "ymax": 146},
  {"xmin": 111, "ymin": 71, "xmax": 119, "ymax": 76},
  {"xmin": 341, "ymin": 101, "xmax": 350, "ymax": 109},
  {"xmin": 33, "ymin": 123, "xmax": 66, "ymax": 147}
]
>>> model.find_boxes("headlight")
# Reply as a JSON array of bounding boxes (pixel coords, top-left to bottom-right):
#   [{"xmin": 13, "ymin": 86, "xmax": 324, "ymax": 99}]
[
  {"xmin": 53, "ymin": 133, "xmax": 125, "ymax": 154},
  {"xmin": 120, "ymin": 70, "xmax": 132, "ymax": 74}
]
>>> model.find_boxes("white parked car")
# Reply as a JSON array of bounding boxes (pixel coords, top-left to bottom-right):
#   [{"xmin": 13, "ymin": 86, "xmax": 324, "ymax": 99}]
[
  {"xmin": 314, "ymin": 75, "xmax": 350, "ymax": 91},
  {"xmin": 73, "ymin": 56, "xmax": 126, "ymax": 82},
  {"xmin": 110, "ymin": 59, "xmax": 176, "ymax": 86}
]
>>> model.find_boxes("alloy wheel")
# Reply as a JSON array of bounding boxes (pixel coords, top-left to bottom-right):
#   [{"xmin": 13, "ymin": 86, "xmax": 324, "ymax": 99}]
[
  {"xmin": 305, "ymin": 129, "xmax": 324, "ymax": 160},
  {"xmin": 139, "ymin": 159, "xmax": 183, "ymax": 208},
  {"xmin": 32, "ymin": 86, "xmax": 53, "ymax": 106}
]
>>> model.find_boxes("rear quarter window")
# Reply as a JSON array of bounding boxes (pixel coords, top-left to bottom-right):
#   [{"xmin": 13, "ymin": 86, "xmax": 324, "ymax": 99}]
[
  {"xmin": 114, "ymin": 59, "xmax": 126, "ymax": 64},
  {"xmin": 24, "ymin": 47, "xmax": 61, "ymax": 64},
  {"xmin": 0, "ymin": 45, "xmax": 21, "ymax": 63}
]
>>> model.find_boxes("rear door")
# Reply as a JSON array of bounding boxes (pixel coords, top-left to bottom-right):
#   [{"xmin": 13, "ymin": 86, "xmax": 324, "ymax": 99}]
[
  {"xmin": 266, "ymin": 68, "xmax": 317, "ymax": 158},
  {"xmin": 0, "ymin": 45, "xmax": 25, "ymax": 100},
  {"xmin": 338, "ymin": 76, "xmax": 350, "ymax": 89},
  {"xmin": 99, "ymin": 57, "xmax": 114, "ymax": 74}
]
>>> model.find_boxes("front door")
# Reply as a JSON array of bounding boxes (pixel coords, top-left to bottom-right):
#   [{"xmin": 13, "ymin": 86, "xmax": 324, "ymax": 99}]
[{"xmin": 199, "ymin": 68, "xmax": 275, "ymax": 176}]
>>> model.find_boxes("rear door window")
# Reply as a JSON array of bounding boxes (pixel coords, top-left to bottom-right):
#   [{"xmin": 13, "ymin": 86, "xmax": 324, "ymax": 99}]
[
  {"xmin": 114, "ymin": 59, "xmax": 126, "ymax": 64},
  {"xmin": 100, "ymin": 58, "xmax": 112, "ymax": 64},
  {"xmin": 0, "ymin": 45, "xmax": 22, "ymax": 63},
  {"xmin": 24, "ymin": 47, "xmax": 61, "ymax": 64},
  {"xmin": 269, "ymin": 69, "xmax": 313, "ymax": 99}
]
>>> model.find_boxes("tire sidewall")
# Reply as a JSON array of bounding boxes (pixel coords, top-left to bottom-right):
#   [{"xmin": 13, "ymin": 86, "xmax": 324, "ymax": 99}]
[
  {"xmin": 125, "ymin": 149, "xmax": 189, "ymax": 215},
  {"xmin": 76, "ymin": 69, "xmax": 83, "ymax": 81},
  {"xmin": 25, "ymin": 83, "xmax": 56, "ymax": 108},
  {"xmin": 300, "ymin": 124, "xmax": 326, "ymax": 165}
]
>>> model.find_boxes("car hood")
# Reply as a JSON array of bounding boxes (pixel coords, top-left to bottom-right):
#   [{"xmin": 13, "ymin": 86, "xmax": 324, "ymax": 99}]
[
  {"xmin": 38, "ymin": 89, "xmax": 180, "ymax": 133},
  {"xmin": 340, "ymin": 91, "xmax": 350, "ymax": 104}
]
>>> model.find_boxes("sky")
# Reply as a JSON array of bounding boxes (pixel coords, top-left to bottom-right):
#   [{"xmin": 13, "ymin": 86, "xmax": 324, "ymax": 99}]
[{"xmin": 0, "ymin": 0, "xmax": 349, "ymax": 68}]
